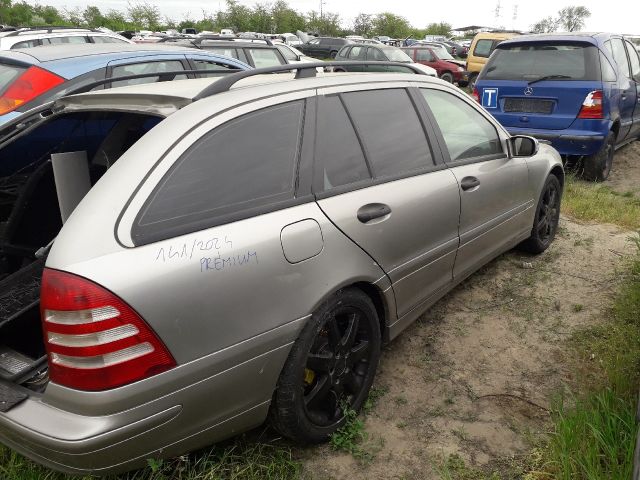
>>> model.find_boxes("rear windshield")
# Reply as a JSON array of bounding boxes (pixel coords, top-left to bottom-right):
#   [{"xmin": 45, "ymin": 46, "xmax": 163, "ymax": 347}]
[
  {"xmin": 481, "ymin": 43, "xmax": 601, "ymax": 81},
  {"xmin": 0, "ymin": 63, "xmax": 26, "ymax": 95},
  {"xmin": 382, "ymin": 48, "xmax": 412, "ymax": 62}
]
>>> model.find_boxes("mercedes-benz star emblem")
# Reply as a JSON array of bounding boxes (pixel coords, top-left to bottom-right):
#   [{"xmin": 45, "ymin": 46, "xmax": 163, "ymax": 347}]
[{"xmin": 524, "ymin": 87, "xmax": 534, "ymax": 96}]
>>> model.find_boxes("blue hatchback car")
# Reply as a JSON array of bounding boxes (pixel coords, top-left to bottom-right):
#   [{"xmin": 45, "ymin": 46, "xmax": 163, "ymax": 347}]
[
  {"xmin": 475, "ymin": 33, "xmax": 640, "ymax": 180},
  {"xmin": 0, "ymin": 44, "xmax": 251, "ymax": 126}
]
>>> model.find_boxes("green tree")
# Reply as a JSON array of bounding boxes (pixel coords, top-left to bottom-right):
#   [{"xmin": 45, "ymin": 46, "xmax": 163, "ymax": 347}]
[
  {"xmin": 223, "ymin": 0, "xmax": 251, "ymax": 32},
  {"xmin": 352, "ymin": 13, "xmax": 373, "ymax": 37},
  {"xmin": 306, "ymin": 10, "xmax": 341, "ymax": 36},
  {"xmin": 372, "ymin": 12, "xmax": 411, "ymax": 38},
  {"xmin": 63, "ymin": 6, "xmax": 83, "ymax": 26},
  {"xmin": 424, "ymin": 22, "xmax": 451, "ymax": 36},
  {"xmin": 531, "ymin": 16, "xmax": 559, "ymax": 33},
  {"xmin": 249, "ymin": 2, "xmax": 272, "ymax": 33},
  {"xmin": 103, "ymin": 9, "xmax": 128, "ymax": 30},
  {"xmin": 7, "ymin": 1, "xmax": 34, "ymax": 26},
  {"xmin": 557, "ymin": 5, "xmax": 590, "ymax": 32},
  {"xmin": 32, "ymin": 5, "xmax": 65, "ymax": 25},
  {"xmin": 272, "ymin": 0, "xmax": 304, "ymax": 34},
  {"xmin": 127, "ymin": 1, "xmax": 161, "ymax": 30},
  {"xmin": 83, "ymin": 6, "xmax": 106, "ymax": 27}
]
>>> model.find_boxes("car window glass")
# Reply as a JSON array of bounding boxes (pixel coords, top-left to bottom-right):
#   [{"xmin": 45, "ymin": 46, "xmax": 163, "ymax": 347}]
[
  {"xmin": 200, "ymin": 44, "xmax": 239, "ymax": 59},
  {"xmin": 600, "ymin": 51, "xmax": 617, "ymax": 82},
  {"xmin": 421, "ymin": 89, "xmax": 503, "ymax": 162},
  {"xmin": 367, "ymin": 48, "xmax": 386, "ymax": 61},
  {"xmin": 248, "ymin": 48, "xmax": 283, "ymax": 67},
  {"xmin": 349, "ymin": 46, "xmax": 365, "ymax": 59},
  {"xmin": 309, "ymin": 39, "xmax": 320, "ymax": 45},
  {"xmin": 625, "ymin": 41, "xmax": 640, "ymax": 79},
  {"xmin": 611, "ymin": 38, "xmax": 631, "ymax": 78},
  {"xmin": 193, "ymin": 60, "xmax": 239, "ymax": 77},
  {"xmin": 473, "ymin": 39, "xmax": 493, "ymax": 57},
  {"xmin": 111, "ymin": 60, "xmax": 187, "ymax": 87},
  {"xmin": 48, "ymin": 36, "xmax": 88, "ymax": 44},
  {"xmin": 91, "ymin": 36, "xmax": 127, "ymax": 44},
  {"xmin": 135, "ymin": 100, "xmax": 305, "ymax": 244},
  {"xmin": 316, "ymin": 95, "xmax": 370, "ymax": 190},
  {"xmin": 0, "ymin": 63, "xmax": 26, "ymax": 94},
  {"xmin": 277, "ymin": 45, "xmax": 297, "ymax": 61},
  {"xmin": 416, "ymin": 49, "xmax": 434, "ymax": 62},
  {"xmin": 342, "ymin": 89, "xmax": 433, "ymax": 178},
  {"xmin": 10, "ymin": 39, "xmax": 41, "ymax": 49}
]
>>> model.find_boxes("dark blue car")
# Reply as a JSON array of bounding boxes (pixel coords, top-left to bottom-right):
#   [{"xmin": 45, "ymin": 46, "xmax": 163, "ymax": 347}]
[{"xmin": 475, "ymin": 33, "xmax": 640, "ymax": 180}]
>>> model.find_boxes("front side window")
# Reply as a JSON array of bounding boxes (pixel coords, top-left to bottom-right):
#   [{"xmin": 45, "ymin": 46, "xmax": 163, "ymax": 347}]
[
  {"xmin": 111, "ymin": 60, "xmax": 187, "ymax": 87},
  {"xmin": 416, "ymin": 49, "xmax": 435, "ymax": 62},
  {"xmin": 421, "ymin": 89, "xmax": 503, "ymax": 162},
  {"xmin": 47, "ymin": 36, "xmax": 88, "ymax": 45},
  {"xmin": 349, "ymin": 46, "xmax": 365, "ymax": 60},
  {"xmin": 134, "ymin": 101, "xmax": 305, "ymax": 244},
  {"xmin": 367, "ymin": 48, "xmax": 386, "ymax": 61},
  {"xmin": 277, "ymin": 45, "xmax": 298, "ymax": 61},
  {"xmin": 248, "ymin": 48, "xmax": 283, "ymax": 67},
  {"xmin": 91, "ymin": 35, "xmax": 128, "ymax": 44},
  {"xmin": 341, "ymin": 89, "xmax": 434, "ymax": 178},
  {"xmin": 473, "ymin": 39, "xmax": 494, "ymax": 58},
  {"xmin": 192, "ymin": 60, "xmax": 240, "ymax": 77}
]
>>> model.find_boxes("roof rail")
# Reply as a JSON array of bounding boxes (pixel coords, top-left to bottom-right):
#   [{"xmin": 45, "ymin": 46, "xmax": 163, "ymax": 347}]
[
  {"xmin": 194, "ymin": 61, "xmax": 428, "ymax": 100},
  {"xmin": 4, "ymin": 26, "xmax": 96, "ymax": 37},
  {"xmin": 194, "ymin": 35, "xmax": 274, "ymax": 46}
]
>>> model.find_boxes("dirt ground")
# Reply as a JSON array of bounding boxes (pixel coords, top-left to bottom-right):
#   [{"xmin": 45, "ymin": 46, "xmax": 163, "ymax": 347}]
[{"xmin": 300, "ymin": 142, "xmax": 640, "ymax": 479}]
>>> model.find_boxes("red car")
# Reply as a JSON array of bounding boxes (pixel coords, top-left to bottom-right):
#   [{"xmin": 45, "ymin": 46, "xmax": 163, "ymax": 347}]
[{"xmin": 401, "ymin": 46, "xmax": 469, "ymax": 86}]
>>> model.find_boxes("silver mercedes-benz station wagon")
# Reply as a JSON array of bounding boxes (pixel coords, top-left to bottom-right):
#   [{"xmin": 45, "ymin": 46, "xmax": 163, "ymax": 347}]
[{"xmin": 0, "ymin": 63, "xmax": 563, "ymax": 475}]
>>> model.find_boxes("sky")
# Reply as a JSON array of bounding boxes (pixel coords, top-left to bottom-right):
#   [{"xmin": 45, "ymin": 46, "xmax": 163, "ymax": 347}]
[{"xmin": 36, "ymin": 0, "xmax": 640, "ymax": 34}]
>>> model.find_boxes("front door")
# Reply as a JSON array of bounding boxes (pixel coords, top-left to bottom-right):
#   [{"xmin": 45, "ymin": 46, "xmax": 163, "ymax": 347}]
[
  {"xmin": 609, "ymin": 38, "xmax": 637, "ymax": 142},
  {"xmin": 624, "ymin": 39, "xmax": 640, "ymax": 140},
  {"xmin": 419, "ymin": 87, "xmax": 533, "ymax": 280}
]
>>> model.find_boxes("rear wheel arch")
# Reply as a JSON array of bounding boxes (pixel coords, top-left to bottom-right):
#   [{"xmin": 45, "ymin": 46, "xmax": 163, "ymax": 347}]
[
  {"xmin": 550, "ymin": 165, "xmax": 564, "ymax": 189},
  {"xmin": 611, "ymin": 120, "xmax": 620, "ymax": 140},
  {"xmin": 350, "ymin": 281, "xmax": 389, "ymax": 344}
]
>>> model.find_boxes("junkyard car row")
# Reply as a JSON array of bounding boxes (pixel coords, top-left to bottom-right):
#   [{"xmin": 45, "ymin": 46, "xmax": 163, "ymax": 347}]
[{"xmin": 0, "ymin": 25, "xmax": 637, "ymax": 476}]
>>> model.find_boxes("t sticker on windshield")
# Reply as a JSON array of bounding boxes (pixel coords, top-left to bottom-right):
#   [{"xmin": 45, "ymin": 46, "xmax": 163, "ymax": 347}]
[{"xmin": 482, "ymin": 88, "xmax": 498, "ymax": 109}]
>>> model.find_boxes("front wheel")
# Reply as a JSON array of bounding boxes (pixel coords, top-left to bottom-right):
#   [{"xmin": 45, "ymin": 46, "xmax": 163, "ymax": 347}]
[
  {"xmin": 440, "ymin": 72, "xmax": 454, "ymax": 83},
  {"xmin": 582, "ymin": 131, "xmax": 615, "ymax": 181},
  {"xmin": 269, "ymin": 288, "xmax": 381, "ymax": 444},
  {"xmin": 518, "ymin": 174, "xmax": 562, "ymax": 254}
]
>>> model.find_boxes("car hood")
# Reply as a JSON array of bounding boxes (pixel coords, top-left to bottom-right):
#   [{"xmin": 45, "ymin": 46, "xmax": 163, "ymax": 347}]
[{"xmin": 410, "ymin": 62, "xmax": 437, "ymax": 76}]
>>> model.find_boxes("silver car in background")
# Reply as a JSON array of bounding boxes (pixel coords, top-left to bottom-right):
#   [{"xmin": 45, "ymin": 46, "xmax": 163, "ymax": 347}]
[{"xmin": 0, "ymin": 63, "xmax": 563, "ymax": 475}]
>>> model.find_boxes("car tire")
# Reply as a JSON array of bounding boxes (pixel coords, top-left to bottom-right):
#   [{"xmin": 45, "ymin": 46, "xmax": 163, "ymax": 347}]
[
  {"xmin": 468, "ymin": 72, "xmax": 478, "ymax": 90},
  {"xmin": 518, "ymin": 174, "xmax": 562, "ymax": 254},
  {"xmin": 269, "ymin": 288, "xmax": 381, "ymax": 444},
  {"xmin": 582, "ymin": 131, "xmax": 615, "ymax": 182},
  {"xmin": 440, "ymin": 72, "xmax": 454, "ymax": 83},
  {"xmin": 329, "ymin": 50, "xmax": 338, "ymax": 59}
]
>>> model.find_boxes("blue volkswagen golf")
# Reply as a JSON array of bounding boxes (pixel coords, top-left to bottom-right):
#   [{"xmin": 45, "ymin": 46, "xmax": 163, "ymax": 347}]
[
  {"xmin": 475, "ymin": 33, "xmax": 640, "ymax": 180},
  {"xmin": 0, "ymin": 43, "xmax": 251, "ymax": 126}
]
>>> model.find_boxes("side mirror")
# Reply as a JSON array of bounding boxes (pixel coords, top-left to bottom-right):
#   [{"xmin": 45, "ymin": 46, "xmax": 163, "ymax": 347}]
[{"xmin": 509, "ymin": 135, "xmax": 539, "ymax": 157}]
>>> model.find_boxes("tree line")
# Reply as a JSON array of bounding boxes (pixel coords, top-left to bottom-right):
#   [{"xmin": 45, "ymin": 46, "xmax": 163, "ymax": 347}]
[{"xmin": 0, "ymin": 0, "xmax": 454, "ymax": 38}]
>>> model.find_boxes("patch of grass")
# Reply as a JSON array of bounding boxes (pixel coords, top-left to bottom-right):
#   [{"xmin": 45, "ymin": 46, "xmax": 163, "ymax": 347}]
[
  {"xmin": 531, "ymin": 240, "xmax": 640, "ymax": 479},
  {"xmin": 572, "ymin": 304, "xmax": 584, "ymax": 313},
  {"xmin": 0, "ymin": 437, "xmax": 302, "ymax": 480},
  {"xmin": 329, "ymin": 407, "xmax": 373, "ymax": 462},
  {"xmin": 434, "ymin": 453, "xmax": 500, "ymax": 480},
  {"xmin": 363, "ymin": 384, "xmax": 388, "ymax": 413},
  {"xmin": 562, "ymin": 175, "xmax": 640, "ymax": 230}
]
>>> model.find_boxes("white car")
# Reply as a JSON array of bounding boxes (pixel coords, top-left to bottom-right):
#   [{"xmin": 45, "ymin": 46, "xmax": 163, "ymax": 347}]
[
  {"xmin": 280, "ymin": 33, "xmax": 302, "ymax": 46},
  {"xmin": 0, "ymin": 27, "xmax": 132, "ymax": 50},
  {"xmin": 274, "ymin": 42, "xmax": 316, "ymax": 64}
]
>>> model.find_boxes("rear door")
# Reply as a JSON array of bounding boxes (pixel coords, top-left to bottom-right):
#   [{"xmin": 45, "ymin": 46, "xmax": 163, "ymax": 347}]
[
  {"xmin": 608, "ymin": 37, "xmax": 636, "ymax": 141},
  {"xmin": 346, "ymin": 45, "xmax": 366, "ymax": 71},
  {"xmin": 419, "ymin": 87, "xmax": 533, "ymax": 280},
  {"xmin": 623, "ymin": 39, "xmax": 640, "ymax": 140},
  {"xmin": 477, "ymin": 42, "xmax": 602, "ymax": 130},
  {"xmin": 314, "ymin": 86, "xmax": 460, "ymax": 319}
]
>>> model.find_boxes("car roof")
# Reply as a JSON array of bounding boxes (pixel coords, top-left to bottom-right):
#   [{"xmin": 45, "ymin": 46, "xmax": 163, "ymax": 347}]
[
  {"xmin": 498, "ymin": 32, "xmax": 609, "ymax": 46},
  {"xmin": 199, "ymin": 41, "xmax": 277, "ymax": 49}
]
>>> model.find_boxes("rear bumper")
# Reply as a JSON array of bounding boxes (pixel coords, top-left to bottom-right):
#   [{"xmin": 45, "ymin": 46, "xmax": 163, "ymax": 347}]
[
  {"xmin": 453, "ymin": 70, "xmax": 469, "ymax": 86},
  {"xmin": 505, "ymin": 127, "xmax": 605, "ymax": 156},
  {"xmin": 0, "ymin": 333, "xmax": 297, "ymax": 475}
]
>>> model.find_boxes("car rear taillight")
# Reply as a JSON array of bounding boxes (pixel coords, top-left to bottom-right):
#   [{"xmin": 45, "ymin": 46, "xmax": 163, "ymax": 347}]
[
  {"xmin": 472, "ymin": 87, "xmax": 479, "ymax": 102},
  {"xmin": 40, "ymin": 268, "xmax": 176, "ymax": 391},
  {"xmin": 0, "ymin": 66, "xmax": 64, "ymax": 115},
  {"xmin": 577, "ymin": 90, "xmax": 603, "ymax": 119}
]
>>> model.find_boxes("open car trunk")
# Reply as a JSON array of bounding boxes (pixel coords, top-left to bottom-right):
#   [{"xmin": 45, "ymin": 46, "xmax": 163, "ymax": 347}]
[{"xmin": 0, "ymin": 110, "xmax": 164, "ymax": 390}]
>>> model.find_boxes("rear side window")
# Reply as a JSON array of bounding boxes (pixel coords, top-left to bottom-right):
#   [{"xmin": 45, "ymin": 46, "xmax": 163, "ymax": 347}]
[
  {"xmin": 316, "ymin": 95, "xmax": 370, "ymax": 191},
  {"xmin": 600, "ymin": 51, "xmax": 617, "ymax": 82},
  {"xmin": 341, "ymin": 89, "xmax": 433, "ymax": 178},
  {"xmin": 91, "ymin": 36, "xmax": 128, "ymax": 44},
  {"xmin": 10, "ymin": 39, "xmax": 41, "ymax": 49},
  {"xmin": 111, "ymin": 60, "xmax": 186, "ymax": 87},
  {"xmin": 201, "ymin": 45, "xmax": 239, "ymax": 59},
  {"xmin": 47, "ymin": 36, "xmax": 88, "ymax": 45},
  {"xmin": 473, "ymin": 39, "xmax": 494, "ymax": 58},
  {"xmin": 367, "ymin": 48, "xmax": 386, "ymax": 61},
  {"xmin": 611, "ymin": 38, "xmax": 631, "ymax": 78},
  {"xmin": 192, "ymin": 60, "xmax": 240, "ymax": 77},
  {"xmin": 416, "ymin": 49, "xmax": 435, "ymax": 62},
  {"xmin": 626, "ymin": 41, "xmax": 640, "ymax": 79},
  {"xmin": 482, "ymin": 43, "xmax": 600, "ymax": 81},
  {"xmin": 0, "ymin": 64, "xmax": 26, "ymax": 95},
  {"xmin": 422, "ymin": 89, "xmax": 503, "ymax": 162},
  {"xmin": 247, "ymin": 48, "xmax": 283, "ymax": 67},
  {"xmin": 133, "ymin": 101, "xmax": 305, "ymax": 244},
  {"xmin": 349, "ymin": 46, "xmax": 365, "ymax": 60},
  {"xmin": 277, "ymin": 45, "xmax": 298, "ymax": 61}
]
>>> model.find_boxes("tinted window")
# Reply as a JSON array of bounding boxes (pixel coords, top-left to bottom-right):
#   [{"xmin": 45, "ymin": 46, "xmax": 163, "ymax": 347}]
[
  {"xmin": 625, "ymin": 41, "xmax": 640, "ymax": 79},
  {"xmin": 421, "ymin": 89, "xmax": 502, "ymax": 162},
  {"xmin": 316, "ymin": 95, "xmax": 370, "ymax": 190},
  {"xmin": 342, "ymin": 89, "xmax": 433, "ymax": 178},
  {"xmin": 91, "ymin": 35, "xmax": 128, "ymax": 44},
  {"xmin": 611, "ymin": 38, "xmax": 631, "ymax": 78},
  {"xmin": 192, "ymin": 60, "xmax": 240, "ymax": 77},
  {"xmin": 473, "ymin": 39, "xmax": 494, "ymax": 57},
  {"xmin": 277, "ymin": 45, "xmax": 298, "ymax": 61},
  {"xmin": 10, "ymin": 39, "xmax": 41, "ymax": 49},
  {"xmin": 48, "ymin": 36, "xmax": 88, "ymax": 44},
  {"xmin": 416, "ymin": 49, "xmax": 435, "ymax": 62},
  {"xmin": 482, "ymin": 43, "xmax": 600, "ymax": 81},
  {"xmin": 248, "ymin": 48, "xmax": 283, "ymax": 67},
  {"xmin": 349, "ymin": 46, "xmax": 365, "ymax": 59},
  {"xmin": 200, "ymin": 45, "xmax": 239, "ymax": 59},
  {"xmin": 600, "ymin": 51, "xmax": 617, "ymax": 82},
  {"xmin": 135, "ymin": 101, "xmax": 304, "ymax": 243},
  {"xmin": 111, "ymin": 60, "xmax": 186, "ymax": 87},
  {"xmin": 368, "ymin": 48, "xmax": 386, "ymax": 61}
]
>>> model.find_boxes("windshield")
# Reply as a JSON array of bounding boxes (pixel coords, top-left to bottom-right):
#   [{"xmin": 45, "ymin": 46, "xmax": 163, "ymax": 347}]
[
  {"xmin": 432, "ymin": 45, "xmax": 454, "ymax": 60},
  {"xmin": 482, "ymin": 42, "xmax": 600, "ymax": 81},
  {"xmin": 383, "ymin": 48, "xmax": 412, "ymax": 62}
]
